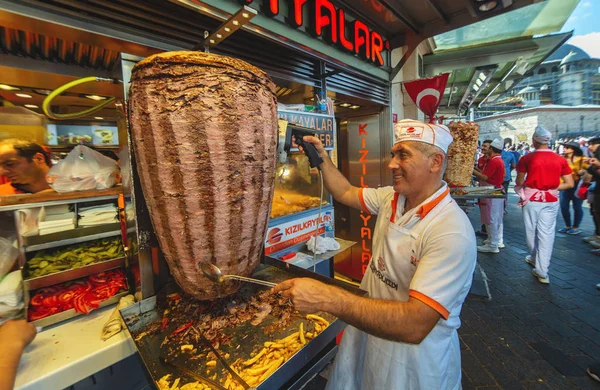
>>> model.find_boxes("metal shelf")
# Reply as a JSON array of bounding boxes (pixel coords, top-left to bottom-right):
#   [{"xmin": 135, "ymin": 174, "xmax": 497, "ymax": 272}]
[
  {"xmin": 24, "ymin": 256, "xmax": 126, "ymax": 291},
  {"xmin": 23, "ymin": 223, "xmax": 121, "ymax": 252},
  {"xmin": 0, "ymin": 187, "xmax": 123, "ymax": 212},
  {"xmin": 31, "ymin": 290, "xmax": 129, "ymax": 329}
]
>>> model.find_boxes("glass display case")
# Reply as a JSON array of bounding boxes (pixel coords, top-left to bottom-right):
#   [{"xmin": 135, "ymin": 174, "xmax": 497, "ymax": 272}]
[{"xmin": 270, "ymin": 153, "xmax": 330, "ymax": 220}]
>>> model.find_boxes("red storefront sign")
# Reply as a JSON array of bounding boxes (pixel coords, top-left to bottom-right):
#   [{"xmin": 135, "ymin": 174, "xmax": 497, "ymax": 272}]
[{"xmin": 237, "ymin": 0, "xmax": 386, "ymax": 67}]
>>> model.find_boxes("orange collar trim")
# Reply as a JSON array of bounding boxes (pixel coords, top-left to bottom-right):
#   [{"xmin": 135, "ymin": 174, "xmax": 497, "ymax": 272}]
[{"xmin": 416, "ymin": 187, "xmax": 450, "ymax": 219}]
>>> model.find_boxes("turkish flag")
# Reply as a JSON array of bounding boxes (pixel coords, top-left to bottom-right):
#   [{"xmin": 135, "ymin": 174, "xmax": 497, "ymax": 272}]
[{"xmin": 403, "ymin": 73, "xmax": 450, "ymax": 123}]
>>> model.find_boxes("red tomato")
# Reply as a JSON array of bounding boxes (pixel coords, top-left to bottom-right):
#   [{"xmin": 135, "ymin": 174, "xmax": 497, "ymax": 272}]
[
  {"xmin": 42, "ymin": 295, "xmax": 58, "ymax": 307},
  {"xmin": 89, "ymin": 273, "xmax": 108, "ymax": 284},
  {"xmin": 29, "ymin": 294, "xmax": 45, "ymax": 307}
]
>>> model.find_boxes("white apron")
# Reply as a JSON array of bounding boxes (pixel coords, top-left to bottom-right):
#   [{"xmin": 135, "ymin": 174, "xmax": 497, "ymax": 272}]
[{"xmin": 326, "ymin": 192, "xmax": 462, "ymax": 390}]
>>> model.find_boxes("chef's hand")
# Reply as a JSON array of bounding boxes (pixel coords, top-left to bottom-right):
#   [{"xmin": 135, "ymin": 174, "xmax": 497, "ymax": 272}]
[
  {"xmin": 272, "ymin": 278, "xmax": 331, "ymax": 314},
  {"xmin": 295, "ymin": 136, "xmax": 327, "ymax": 159},
  {"xmin": 0, "ymin": 320, "xmax": 36, "ymax": 352}
]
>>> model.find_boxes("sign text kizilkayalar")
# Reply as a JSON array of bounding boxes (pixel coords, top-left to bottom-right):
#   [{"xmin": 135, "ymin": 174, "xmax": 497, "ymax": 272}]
[{"xmin": 237, "ymin": 0, "xmax": 386, "ymax": 67}]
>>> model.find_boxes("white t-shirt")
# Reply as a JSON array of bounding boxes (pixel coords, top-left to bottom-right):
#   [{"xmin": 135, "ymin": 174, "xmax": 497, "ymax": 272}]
[{"xmin": 326, "ymin": 184, "xmax": 477, "ymax": 390}]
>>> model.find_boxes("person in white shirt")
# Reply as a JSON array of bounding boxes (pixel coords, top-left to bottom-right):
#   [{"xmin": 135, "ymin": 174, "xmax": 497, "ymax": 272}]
[{"xmin": 273, "ymin": 119, "xmax": 477, "ymax": 390}]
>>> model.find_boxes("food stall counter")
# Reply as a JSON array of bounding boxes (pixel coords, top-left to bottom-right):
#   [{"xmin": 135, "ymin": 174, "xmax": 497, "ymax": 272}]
[{"xmin": 14, "ymin": 304, "xmax": 136, "ymax": 390}]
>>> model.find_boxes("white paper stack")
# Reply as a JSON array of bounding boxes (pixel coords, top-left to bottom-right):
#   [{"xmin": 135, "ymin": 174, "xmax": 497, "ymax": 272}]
[
  {"xmin": 0, "ymin": 270, "xmax": 24, "ymax": 324},
  {"xmin": 38, "ymin": 205, "xmax": 76, "ymax": 235},
  {"xmin": 78, "ymin": 204, "xmax": 118, "ymax": 227}
]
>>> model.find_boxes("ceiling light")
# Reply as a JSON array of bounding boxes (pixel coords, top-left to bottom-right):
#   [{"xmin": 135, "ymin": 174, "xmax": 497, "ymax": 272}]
[
  {"xmin": 472, "ymin": 84, "xmax": 480, "ymax": 92},
  {"xmin": 210, "ymin": 39, "xmax": 215, "ymax": 44},
  {"xmin": 242, "ymin": 12, "xmax": 250, "ymax": 18},
  {"xmin": 0, "ymin": 84, "xmax": 19, "ymax": 91},
  {"xmin": 340, "ymin": 103, "xmax": 351, "ymax": 108},
  {"xmin": 16, "ymin": 93, "xmax": 32, "ymax": 98},
  {"xmin": 232, "ymin": 20, "xmax": 239, "ymax": 26},
  {"xmin": 85, "ymin": 95, "xmax": 107, "ymax": 101},
  {"xmin": 94, "ymin": 117, "xmax": 104, "ymax": 120},
  {"xmin": 24, "ymin": 104, "xmax": 38, "ymax": 109},
  {"xmin": 349, "ymin": 105, "xmax": 360, "ymax": 109},
  {"xmin": 216, "ymin": 34, "xmax": 222, "ymax": 39},
  {"xmin": 478, "ymin": 1, "xmax": 498, "ymax": 11},
  {"xmin": 224, "ymin": 27, "xmax": 231, "ymax": 32}
]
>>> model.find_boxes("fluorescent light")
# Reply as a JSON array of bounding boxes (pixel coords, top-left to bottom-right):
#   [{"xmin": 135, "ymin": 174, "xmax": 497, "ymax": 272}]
[
  {"xmin": 349, "ymin": 105, "xmax": 360, "ymax": 109},
  {"xmin": 24, "ymin": 104, "xmax": 38, "ymax": 109},
  {"xmin": 472, "ymin": 84, "xmax": 480, "ymax": 92},
  {"xmin": 0, "ymin": 84, "xmax": 19, "ymax": 91},
  {"xmin": 94, "ymin": 117, "xmax": 104, "ymax": 120},
  {"xmin": 16, "ymin": 93, "xmax": 32, "ymax": 98},
  {"xmin": 340, "ymin": 103, "xmax": 351, "ymax": 107},
  {"xmin": 85, "ymin": 95, "xmax": 107, "ymax": 101}
]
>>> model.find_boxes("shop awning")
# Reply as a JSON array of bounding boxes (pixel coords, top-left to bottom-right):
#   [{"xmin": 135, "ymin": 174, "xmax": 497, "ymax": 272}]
[{"xmin": 427, "ymin": 32, "xmax": 572, "ymax": 115}]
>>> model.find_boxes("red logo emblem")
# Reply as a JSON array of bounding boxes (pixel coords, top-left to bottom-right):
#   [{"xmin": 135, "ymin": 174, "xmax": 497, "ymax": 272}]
[
  {"xmin": 410, "ymin": 256, "xmax": 420, "ymax": 266},
  {"xmin": 377, "ymin": 257, "xmax": 386, "ymax": 272},
  {"xmin": 406, "ymin": 127, "xmax": 416, "ymax": 133},
  {"xmin": 267, "ymin": 228, "xmax": 283, "ymax": 245}
]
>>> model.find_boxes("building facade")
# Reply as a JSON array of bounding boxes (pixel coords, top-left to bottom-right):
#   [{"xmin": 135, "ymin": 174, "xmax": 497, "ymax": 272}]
[
  {"xmin": 476, "ymin": 105, "xmax": 600, "ymax": 144},
  {"xmin": 478, "ymin": 44, "xmax": 600, "ymax": 118}
]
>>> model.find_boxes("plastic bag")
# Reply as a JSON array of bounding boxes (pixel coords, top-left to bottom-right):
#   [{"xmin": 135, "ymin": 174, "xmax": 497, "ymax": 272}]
[
  {"xmin": 0, "ymin": 238, "xmax": 18, "ymax": 280},
  {"xmin": 306, "ymin": 236, "xmax": 340, "ymax": 255},
  {"xmin": 47, "ymin": 145, "xmax": 119, "ymax": 192}
]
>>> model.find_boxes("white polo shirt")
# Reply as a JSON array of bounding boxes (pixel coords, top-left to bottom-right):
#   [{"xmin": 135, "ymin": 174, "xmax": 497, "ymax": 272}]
[{"xmin": 326, "ymin": 183, "xmax": 477, "ymax": 390}]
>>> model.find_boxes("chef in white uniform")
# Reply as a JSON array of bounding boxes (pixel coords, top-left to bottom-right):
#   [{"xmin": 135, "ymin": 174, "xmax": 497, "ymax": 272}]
[{"xmin": 274, "ymin": 119, "xmax": 477, "ymax": 390}]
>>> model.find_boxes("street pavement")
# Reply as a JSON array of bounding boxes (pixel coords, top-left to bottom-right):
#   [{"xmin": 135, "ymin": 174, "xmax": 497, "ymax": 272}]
[{"xmin": 461, "ymin": 189, "xmax": 600, "ymax": 389}]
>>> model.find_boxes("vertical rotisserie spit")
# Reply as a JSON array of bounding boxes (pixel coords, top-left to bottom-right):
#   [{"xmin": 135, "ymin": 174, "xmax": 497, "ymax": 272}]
[{"xmin": 128, "ymin": 51, "xmax": 278, "ymax": 299}]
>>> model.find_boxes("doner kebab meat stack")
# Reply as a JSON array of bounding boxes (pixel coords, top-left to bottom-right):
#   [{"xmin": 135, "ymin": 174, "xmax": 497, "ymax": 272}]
[
  {"xmin": 128, "ymin": 52, "xmax": 278, "ymax": 300},
  {"xmin": 443, "ymin": 121, "xmax": 480, "ymax": 187}
]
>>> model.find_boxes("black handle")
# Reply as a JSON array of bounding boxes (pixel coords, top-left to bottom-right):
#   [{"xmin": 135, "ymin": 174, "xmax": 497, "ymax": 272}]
[{"xmin": 295, "ymin": 137, "xmax": 324, "ymax": 169}]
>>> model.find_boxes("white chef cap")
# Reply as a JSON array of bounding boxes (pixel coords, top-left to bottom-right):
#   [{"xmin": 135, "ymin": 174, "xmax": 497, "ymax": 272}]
[
  {"xmin": 533, "ymin": 126, "xmax": 551, "ymax": 144},
  {"xmin": 490, "ymin": 138, "xmax": 504, "ymax": 151},
  {"xmin": 394, "ymin": 119, "xmax": 453, "ymax": 153}
]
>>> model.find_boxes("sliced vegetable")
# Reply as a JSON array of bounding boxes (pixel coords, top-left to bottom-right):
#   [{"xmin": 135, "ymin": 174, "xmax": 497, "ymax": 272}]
[
  {"xmin": 171, "ymin": 320, "xmax": 194, "ymax": 335},
  {"xmin": 28, "ymin": 269, "xmax": 128, "ymax": 321}
]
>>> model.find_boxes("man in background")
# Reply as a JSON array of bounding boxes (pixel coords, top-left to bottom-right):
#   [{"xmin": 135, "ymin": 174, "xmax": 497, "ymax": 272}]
[
  {"xmin": 0, "ymin": 139, "xmax": 51, "ymax": 195},
  {"xmin": 501, "ymin": 144, "xmax": 517, "ymax": 211},
  {"xmin": 475, "ymin": 139, "xmax": 493, "ymax": 237},
  {"xmin": 516, "ymin": 126, "xmax": 573, "ymax": 284},
  {"xmin": 473, "ymin": 138, "xmax": 506, "ymax": 253}
]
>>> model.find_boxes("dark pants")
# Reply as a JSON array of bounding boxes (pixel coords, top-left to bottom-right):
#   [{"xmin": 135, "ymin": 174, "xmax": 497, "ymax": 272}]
[
  {"xmin": 503, "ymin": 181, "xmax": 510, "ymax": 209},
  {"xmin": 560, "ymin": 187, "xmax": 584, "ymax": 228}
]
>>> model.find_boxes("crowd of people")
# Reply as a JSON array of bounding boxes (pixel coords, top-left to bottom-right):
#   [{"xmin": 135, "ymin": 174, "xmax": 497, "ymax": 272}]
[{"xmin": 473, "ymin": 127, "xmax": 600, "ymax": 289}]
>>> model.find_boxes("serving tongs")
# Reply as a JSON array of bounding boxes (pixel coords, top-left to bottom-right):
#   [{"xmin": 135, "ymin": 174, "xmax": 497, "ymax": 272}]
[
  {"xmin": 199, "ymin": 262, "xmax": 277, "ymax": 289},
  {"xmin": 196, "ymin": 331, "xmax": 252, "ymax": 390}
]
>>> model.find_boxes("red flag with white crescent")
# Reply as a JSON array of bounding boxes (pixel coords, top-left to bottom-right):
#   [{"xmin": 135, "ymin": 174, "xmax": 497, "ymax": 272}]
[{"xmin": 403, "ymin": 73, "xmax": 450, "ymax": 123}]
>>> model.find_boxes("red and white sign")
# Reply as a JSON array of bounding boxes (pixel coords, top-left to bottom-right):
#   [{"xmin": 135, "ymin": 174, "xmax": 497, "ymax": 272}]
[
  {"xmin": 403, "ymin": 74, "xmax": 450, "ymax": 123},
  {"xmin": 264, "ymin": 211, "xmax": 332, "ymax": 255}
]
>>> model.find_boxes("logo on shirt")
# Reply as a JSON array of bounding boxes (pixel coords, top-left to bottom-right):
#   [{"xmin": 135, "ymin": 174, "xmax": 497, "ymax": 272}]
[
  {"xmin": 377, "ymin": 256, "xmax": 386, "ymax": 272},
  {"xmin": 410, "ymin": 256, "xmax": 420, "ymax": 267},
  {"xmin": 370, "ymin": 261, "xmax": 398, "ymax": 290}
]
